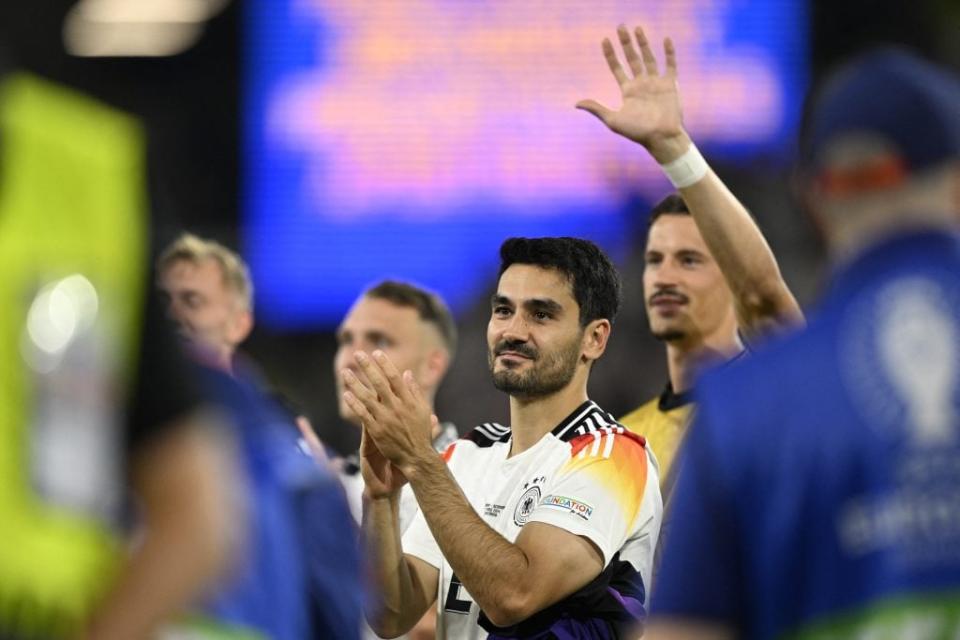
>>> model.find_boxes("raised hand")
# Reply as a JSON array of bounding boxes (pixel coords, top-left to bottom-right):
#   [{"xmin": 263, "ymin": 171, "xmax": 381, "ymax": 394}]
[
  {"xmin": 577, "ymin": 25, "xmax": 690, "ymax": 163},
  {"xmin": 341, "ymin": 350, "xmax": 436, "ymax": 486}
]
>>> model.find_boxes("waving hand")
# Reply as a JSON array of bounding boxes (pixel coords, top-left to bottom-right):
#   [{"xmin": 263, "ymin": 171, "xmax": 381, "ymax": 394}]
[{"xmin": 577, "ymin": 25, "xmax": 690, "ymax": 163}]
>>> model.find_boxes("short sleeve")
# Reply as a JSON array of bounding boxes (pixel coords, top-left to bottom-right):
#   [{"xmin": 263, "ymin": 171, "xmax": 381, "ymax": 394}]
[
  {"xmin": 401, "ymin": 499, "xmax": 443, "ymax": 569},
  {"xmin": 527, "ymin": 431, "xmax": 661, "ymax": 566},
  {"xmin": 651, "ymin": 394, "xmax": 745, "ymax": 625}
]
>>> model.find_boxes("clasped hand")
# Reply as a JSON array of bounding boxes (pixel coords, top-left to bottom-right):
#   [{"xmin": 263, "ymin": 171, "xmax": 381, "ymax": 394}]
[{"xmin": 341, "ymin": 350, "xmax": 437, "ymax": 497}]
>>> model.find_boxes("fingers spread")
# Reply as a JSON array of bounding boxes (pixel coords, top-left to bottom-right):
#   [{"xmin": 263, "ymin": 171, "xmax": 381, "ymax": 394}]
[
  {"xmin": 575, "ymin": 99, "xmax": 612, "ymax": 124},
  {"xmin": 617, "ymin": 24, "xmax": 644, "ymax": 77},
  {"xmin": 634, "ymin": 26, "xmax": 659, "ymax": 75},
  {"xmin": 602, "ymin": 38, "xmax": 629, "ymax": 87},
  {"xmin": 663, "ymin": 37, "xmax": 678, "ymax": 77}
]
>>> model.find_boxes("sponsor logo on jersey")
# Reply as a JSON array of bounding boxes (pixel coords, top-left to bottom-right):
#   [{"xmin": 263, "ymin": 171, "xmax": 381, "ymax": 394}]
[
  {"xmin": 540, "ymin": 494, "xmax": 594, "ymax": 521},
  {"xmin": 513, "ymin": 485, "xmax": 541, "ymax": 526}
]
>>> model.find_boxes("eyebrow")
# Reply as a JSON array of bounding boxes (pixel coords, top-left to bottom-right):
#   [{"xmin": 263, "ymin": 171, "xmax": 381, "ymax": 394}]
[
  {"xmin": 335, "ymin": 327, "xmax": 394, "ymax": 342},
  {"xmin": 492, "ymin": 294, "xmax": 563, "ymax": 315},
  {"xmin": 525, "ymin": 298, "xmax": 563, "ymax": 315},
  {"xmin": 646, "ymin": 248, "xmax": 707, "ymax": 258}
]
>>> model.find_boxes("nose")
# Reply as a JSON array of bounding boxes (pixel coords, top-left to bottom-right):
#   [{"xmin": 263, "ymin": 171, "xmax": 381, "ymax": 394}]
[
  {"xmin": 650, "ymin": 258, "xmax": 681, "ymax": 289},
  {"xmin": 500, "ymin": 312, "xmax": 530, "ymax": 344},
  {"xmin": 335, "ymin": 344, "xmax": 357, "ymax": 374}
]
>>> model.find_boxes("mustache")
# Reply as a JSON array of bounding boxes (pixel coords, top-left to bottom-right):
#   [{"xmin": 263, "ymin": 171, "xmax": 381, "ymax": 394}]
[
  {"xmin": 648, "ymin": 287, "xmax": 689, "ymax": 305},
  {"xmin": 493, "ymin": 339, "xmax": 538, "ymax": 360}
]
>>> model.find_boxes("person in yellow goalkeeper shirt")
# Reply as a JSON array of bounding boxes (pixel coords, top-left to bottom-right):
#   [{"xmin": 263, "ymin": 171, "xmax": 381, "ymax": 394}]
[{"xmin": 578, "ymin": 25, "xmax": 805, "ymax": 498}]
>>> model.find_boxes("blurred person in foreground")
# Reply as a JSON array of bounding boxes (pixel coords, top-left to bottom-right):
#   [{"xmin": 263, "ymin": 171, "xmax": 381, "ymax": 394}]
[
  {"xmin": 158, "ymin": 233, "xmax": 362, "ymax": 639},
  {"xmin": 645, "ymin": 48, "xmax": 960, "ymax": 639},
  {"xmin": 346, "ymin": 237, "xmax": 662, "ymax": 638},
  {"xmin": 0, "ymin": 74, "xmax": 237, "ymax": 638},
  {"xmin": 578, "ymin": 25, "xmax": 804, "ymax": 496}
]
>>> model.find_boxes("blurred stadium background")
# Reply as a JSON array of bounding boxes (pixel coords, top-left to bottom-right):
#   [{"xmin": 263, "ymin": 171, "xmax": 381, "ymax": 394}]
[{"xmin": 3, "ymin": 0, "xmax": 957, "ymax": 454}]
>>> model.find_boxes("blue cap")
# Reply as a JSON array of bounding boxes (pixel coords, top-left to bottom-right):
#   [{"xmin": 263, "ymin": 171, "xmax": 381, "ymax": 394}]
[{"xmin": 804, "ymin": 48, "xmax": 960, "ymax": 177}]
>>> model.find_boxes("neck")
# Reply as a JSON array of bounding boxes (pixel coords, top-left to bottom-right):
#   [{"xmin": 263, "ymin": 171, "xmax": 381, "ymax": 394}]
[
  {"xmin": 664, "ymin": 330, "xmax": 742, "ymax": 393},
  {"xmin": 507, "ymin": 373, "xmax": 589, "ymax": 457},
  {"xmin": 218, "ymin": 348, "xmax": 234, "ymax": 374},
  {"xmin": 828, "ymin": 214, "xmax": 958, "ymax": 266},
  {"xmin": 190, "ymin": 340, "xmax": 234, "ymax": 374},
  {"xmin": 822, "ymin": 164, "xmax": 959, "ymax": 264}
]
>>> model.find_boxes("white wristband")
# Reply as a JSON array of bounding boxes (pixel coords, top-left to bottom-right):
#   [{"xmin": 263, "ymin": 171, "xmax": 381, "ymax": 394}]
[{"xmin": 659, "ymin": 143, "xmax": 709, "ymax": 188}]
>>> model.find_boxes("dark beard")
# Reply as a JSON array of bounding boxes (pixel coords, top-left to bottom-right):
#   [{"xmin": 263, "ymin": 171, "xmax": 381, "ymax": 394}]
[{"xmin": 488, "ymin": 334, "xmax": 582, "ymax": 399}]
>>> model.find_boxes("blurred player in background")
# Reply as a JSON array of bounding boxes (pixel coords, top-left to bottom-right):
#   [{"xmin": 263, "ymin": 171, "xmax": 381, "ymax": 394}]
[
  {"xmin": 327, "ymin": 280, "xmax": 459, "ymax": 640},
  {"xmin": 332, "ymin": 281, "xmax": 459, "ymax": 528},
  {"xmin": 158, "ymin": 233, "xmax": 362, "ymax": 639}
]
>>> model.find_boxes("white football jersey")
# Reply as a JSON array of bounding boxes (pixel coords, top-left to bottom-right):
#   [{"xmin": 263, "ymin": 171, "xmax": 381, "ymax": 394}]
[{"xmin": 402, "ymin": 401, "xmax": 662, "ymax": 639}]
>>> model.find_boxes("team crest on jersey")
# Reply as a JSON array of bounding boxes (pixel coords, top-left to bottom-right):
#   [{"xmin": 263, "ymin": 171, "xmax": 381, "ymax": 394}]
[{"xmin": 513, "ymin": 485, "xmax": 541, "ymax": 526}]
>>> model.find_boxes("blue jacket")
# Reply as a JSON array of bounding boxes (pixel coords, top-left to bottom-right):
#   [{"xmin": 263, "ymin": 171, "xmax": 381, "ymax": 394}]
[{"xmin": 654, "ymin": 231, "xmax": 960, "ymax": 639}]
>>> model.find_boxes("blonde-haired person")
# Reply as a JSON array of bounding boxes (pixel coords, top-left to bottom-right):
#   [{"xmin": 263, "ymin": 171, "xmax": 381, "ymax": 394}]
[
  {"xmin": 158, "ymin": 232, "xmax": 364, "ymax": 639},
  {"xmin": 158, "ymin": 233, "xmax": 254, "ymax": 372}
]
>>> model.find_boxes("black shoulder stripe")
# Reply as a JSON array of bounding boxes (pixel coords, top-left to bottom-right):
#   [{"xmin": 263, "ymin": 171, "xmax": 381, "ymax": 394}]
[
  {"xmin": 463, "ymin": 423, "xmax": 512, "ymax": 448},
  {"xmin": 552, "ymin": 400, "xmax": 625, "ymax": 442}
]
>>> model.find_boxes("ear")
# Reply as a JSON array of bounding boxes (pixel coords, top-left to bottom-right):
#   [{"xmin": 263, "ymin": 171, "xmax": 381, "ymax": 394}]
[
  {"xmin": 581, "ymin": 318, "xmax": 612, "ymax": 363},
  {"xmin": 228, "ymin": 308, "xmax": 254, "ymax": 345},
  {"xmin": 418, "ymin": 347, "xmax": 450, "ymax": 394}
]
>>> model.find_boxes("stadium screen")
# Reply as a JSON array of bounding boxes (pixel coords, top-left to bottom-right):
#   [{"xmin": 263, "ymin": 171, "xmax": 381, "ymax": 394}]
[{"xmin": 245, "ymin": 0, "xmax": 807, "ymax": 329}]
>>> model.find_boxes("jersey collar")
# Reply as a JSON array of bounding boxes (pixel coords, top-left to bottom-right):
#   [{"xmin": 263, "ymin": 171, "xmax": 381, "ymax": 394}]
[{"xmin": 550, "ymin": 400, "xmax": 619, "ymax": 442}]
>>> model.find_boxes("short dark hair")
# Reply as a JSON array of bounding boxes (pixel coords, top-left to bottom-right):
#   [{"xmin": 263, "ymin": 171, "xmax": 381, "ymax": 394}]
[
  {"xmin": 648, "ymin": 192, "xmax": 690, "ymax": 226},
  {"xmin": 364, "ymin": 280, "xmax": 458, "ymax": 354},
  {"xmin": 497, "ymin": 237, "xmax": 621, "ymax": 326}
]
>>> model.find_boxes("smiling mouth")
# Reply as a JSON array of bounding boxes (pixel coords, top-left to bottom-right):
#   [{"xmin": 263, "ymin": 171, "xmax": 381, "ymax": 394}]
[{"xmin": 497, "ymin": 351, "xmax": 533, "ymax": 360}]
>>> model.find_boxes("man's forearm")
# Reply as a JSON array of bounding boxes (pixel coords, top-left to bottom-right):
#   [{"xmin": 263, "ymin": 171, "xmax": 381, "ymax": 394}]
[
  {"xmin": 406, "ymin": 454, "xmax": 532, "ymax": 626},
  {"xmin": 362, "ymin": 493, "xmax": 431, "ymax": 636},
  {"xmin": 658, "ymin": 133, "xmax": 802, "ymax": 335},
  {"xmin": 683, "ymin": 172, "xmax": 798, "ymax": 322}
]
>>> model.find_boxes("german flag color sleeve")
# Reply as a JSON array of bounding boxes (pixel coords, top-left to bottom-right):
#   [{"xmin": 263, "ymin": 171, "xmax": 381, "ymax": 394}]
[{"xmin": 527, "ymin": 430, "xmax": 661, "ymax": 566}]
